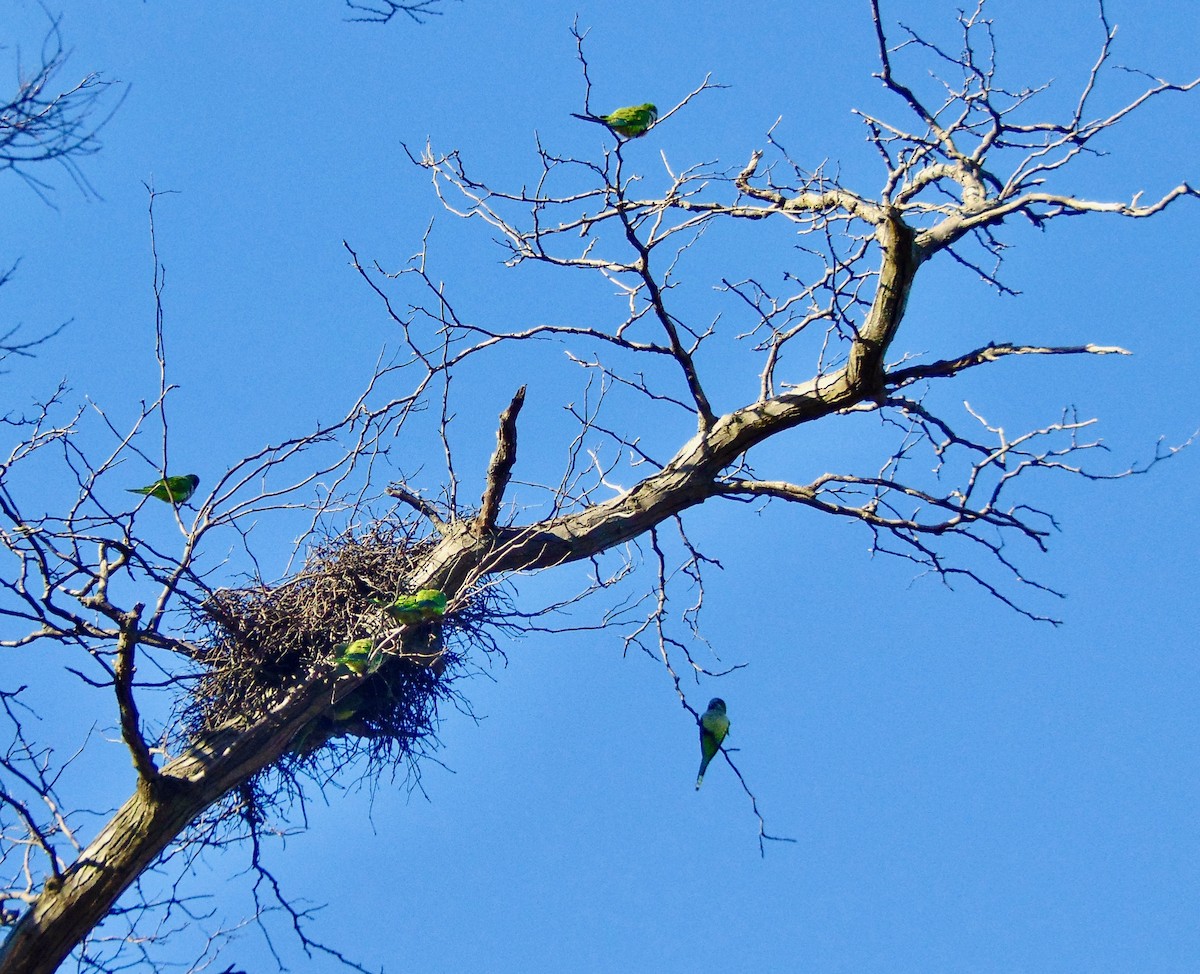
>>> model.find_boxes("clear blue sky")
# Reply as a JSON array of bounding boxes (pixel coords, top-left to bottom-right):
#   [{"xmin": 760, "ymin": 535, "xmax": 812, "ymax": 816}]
[{"xmin": 4, "ymin": 1, "xmax": 1199, "ymax": 971}]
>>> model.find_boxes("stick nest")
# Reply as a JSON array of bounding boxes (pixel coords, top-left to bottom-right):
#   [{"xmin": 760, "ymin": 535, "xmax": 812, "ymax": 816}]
[{"xmin": 184, "ymin": 520, "xmax": 490, "ymax": 773}]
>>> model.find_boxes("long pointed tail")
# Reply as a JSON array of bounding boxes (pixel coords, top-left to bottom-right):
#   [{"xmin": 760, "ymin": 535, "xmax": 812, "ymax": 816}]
[
  {"xmin": 570, "ymin": 113, "xmax": 608, "ymax": 126},
  {"xmin": 695, "ymin": 756, "xmax": 713, "ymax": 790}
]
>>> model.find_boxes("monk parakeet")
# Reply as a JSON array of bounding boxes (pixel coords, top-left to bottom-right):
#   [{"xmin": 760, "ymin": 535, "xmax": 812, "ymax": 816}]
[
  {"xmin": 331, "ymin": 686, "xmax": 369, "ymax": 723},
  {"xmin": 571, "ymin": 103, "xmax": 658, "ymax": 138},
  {"xmin": 127, "ymin": 474, "xmax": 199, "ymax": 505},
  {"xmin": 696, "ymin": 697, "xmax": 730, "ymax": 790},
  {"xmin": 332, "ymin": 638, "xmax": 379, "ymax": 675},
  {"xmin": 369, "ymin": 589, "xmax": 447, "ymax": 625}
]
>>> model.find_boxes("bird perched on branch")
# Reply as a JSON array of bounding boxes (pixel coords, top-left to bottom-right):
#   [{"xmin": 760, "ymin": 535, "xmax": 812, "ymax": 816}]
[
  {"xmin": 127, "ymin": 474, "xmax": 199, "ymax": 505},
  {"xmin": 333, "ymin": 638, "xmax": 378, "ymax": 675},
  {"xmin": 369, "ymin": 589, "xmax": 448, "ymax": 625},
  {"xmin": 695, "ymin": 697, "xmax": 730, "ymax": 790},
  {"xmin": 571, "ymin": 102, "xmax": 657, "ymax": 138}
]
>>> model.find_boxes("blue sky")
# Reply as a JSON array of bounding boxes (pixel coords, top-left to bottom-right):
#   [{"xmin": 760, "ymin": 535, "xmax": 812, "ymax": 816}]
[{"xmin": 4, "ymin": 1, "xmax": 1199, "ymax": 971}]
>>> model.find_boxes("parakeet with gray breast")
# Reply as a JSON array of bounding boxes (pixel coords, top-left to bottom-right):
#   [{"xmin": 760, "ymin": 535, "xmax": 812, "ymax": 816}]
[{"xmin": 696, "ymin": 697, "xmax": 730, "ymax": 790}]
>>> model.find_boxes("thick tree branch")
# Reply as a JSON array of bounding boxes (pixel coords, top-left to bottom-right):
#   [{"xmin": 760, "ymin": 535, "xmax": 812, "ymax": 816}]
[
  {"xmin": 113, "ymin": 604, "xmax": 158, "ymax": 784},
  {"xmin": 474, "ymin": 386, "xmax": 526, "ymax": 536},
  {"xmin": 887, "ymin": 342, "xmax": 1130, "ymax": 388}
]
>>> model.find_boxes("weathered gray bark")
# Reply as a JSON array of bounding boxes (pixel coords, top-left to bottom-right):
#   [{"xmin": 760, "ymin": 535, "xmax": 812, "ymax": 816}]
[{"xmin": 0, "ymin": 677, "xmax": 334, "ymax": 974}]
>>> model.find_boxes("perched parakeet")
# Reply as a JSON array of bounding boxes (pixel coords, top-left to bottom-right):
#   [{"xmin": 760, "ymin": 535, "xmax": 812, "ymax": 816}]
[
  {"xmin": 369, "ymin": 589, "xmax": 448, "ymax": 625},
  {"xmin": 696, "ymin": 697, "xmax": 730, "ymax": 790},
  {"xmin": 332, "ymin": 638, "xmax": 378, "ymax": 675},
  {"xmin": 127, "ymin": 474, "xmax": 200, "ymax": 505},
  {"xmin": 331, "ymin": 687, "xmax": 368, "ymax": 723},
  {"xmin": 571, "ymin": 103, "xmax": 658, "ymax": 138}
]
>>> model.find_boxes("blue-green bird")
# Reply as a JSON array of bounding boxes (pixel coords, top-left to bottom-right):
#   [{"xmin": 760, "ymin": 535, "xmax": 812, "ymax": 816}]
[
  {"xmin": 696, "ymin": 697, "xmax": 730, "ymax": 790},
  {"xmin": 127, "ymin": 473, "xmax": 199, "ymax": 505},
  {"xmin": 369, "ymin": 589, "xmax": 448, "ymax": 625},
  {"xmin": 571, "ymin": 102, "xmax": 658, "ymax": 138}
]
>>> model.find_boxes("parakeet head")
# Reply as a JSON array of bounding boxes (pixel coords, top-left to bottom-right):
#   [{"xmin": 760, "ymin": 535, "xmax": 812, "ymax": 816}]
[
  {"xmin": 184, "ymin": 475, "xmax": 200, "ymax": 489},
  {"xmin": 706, "ymin": 697, "xmax": 726, "ymax": 714}
]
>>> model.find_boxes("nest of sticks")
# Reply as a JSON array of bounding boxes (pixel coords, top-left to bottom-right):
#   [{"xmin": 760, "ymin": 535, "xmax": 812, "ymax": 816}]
[{"xmin": 185, "ymin": 519, "xmax": 482, "ymax": 771}]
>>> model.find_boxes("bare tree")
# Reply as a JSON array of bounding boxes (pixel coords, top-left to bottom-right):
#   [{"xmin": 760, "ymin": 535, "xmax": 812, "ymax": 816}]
[
  {"xmin": 0, "ymin": 2, "xmax": 1195, "ymax": 971},
  {"xmin": 0, "ymin": 9, "xmax": 118, "ymax": 374},
  {"xmin": 0, "ymin": 10, "xmax": 117, "ymax": 202}
]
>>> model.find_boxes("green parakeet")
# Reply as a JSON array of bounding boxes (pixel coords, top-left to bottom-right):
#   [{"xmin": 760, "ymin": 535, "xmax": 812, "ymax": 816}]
[
  {"xmin": 331, "ymin": 702, "xmax": 359, "ymax": 723},
  {"xmin": 331, "ymin": 687, "xmax": 368, "ymax": 723},
  {"xmin": 571, "ymin": 103, "xmax": 658, "ymax": 138},
  {"xmin": 369, "ymin": 589, "xmax": 448, "ymax": 625},
  {"xmin": 696, "ymin": 697, "xmax": 730, "ymax": 790},
  {"xmin": 127, "ymin": 474, "xmax": 200, "ymax": 505},
  {"xmin": 332, "ymin": 638, "xmax": 378, "ymax": 675}
]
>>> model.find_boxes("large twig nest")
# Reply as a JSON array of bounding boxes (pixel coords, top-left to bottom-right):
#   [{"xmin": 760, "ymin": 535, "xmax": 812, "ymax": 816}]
[{"xmin": 185, "ymin": 521, "xmax": 483, "ymax": 769}]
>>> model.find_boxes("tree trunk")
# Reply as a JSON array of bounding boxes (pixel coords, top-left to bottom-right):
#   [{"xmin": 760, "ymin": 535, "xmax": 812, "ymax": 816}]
[{"xmin": 0, "ymin": 681, "xmax": 334, "ymax": 974}]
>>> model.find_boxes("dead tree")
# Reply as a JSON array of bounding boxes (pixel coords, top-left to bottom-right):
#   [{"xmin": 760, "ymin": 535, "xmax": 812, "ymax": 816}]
[
  {"xmin": 0, "ymin": 10, "xmax": 117, "ymax": 202},
  {"xmin": 0, "ymin": 2, "xmax": 1195, "ymax": 971},
  {"xmin": 0, "ymin": 9, "xmax": 118, "ymax": 366}
]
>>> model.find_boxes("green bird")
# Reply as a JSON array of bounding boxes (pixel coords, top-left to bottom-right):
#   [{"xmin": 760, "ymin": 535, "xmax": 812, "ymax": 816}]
[
  {"xmin": 127, "ymin": 474, "xmax": 200, "ymax": 505},
  {"xmin": 332, "ymin": 638, "xmax": 378, "ymax": 675},
  {"xmin": 571, "ymin": 102, "xmax": 658, "ymax": 139},
  {"xmin": 696, "ymin": 697, "xmax": 730, "ymax": 790},
  {"xmin": 369, "ymin": 589, "xmax": 448, "ymax": 625},
  {"xmin": 331, "ymin": 685, "xmax": 369, "ymax": 723}
]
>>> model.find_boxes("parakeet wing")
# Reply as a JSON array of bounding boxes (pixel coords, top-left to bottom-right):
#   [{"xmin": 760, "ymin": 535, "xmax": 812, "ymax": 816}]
[
  {"xmin": 373, "ymin": 589, "xmax": 447, "ymax": 623},
  {"xmin": 333, "ymin": 638, "xmax": 376, "ymax": 674},
  {"xmin": 411, "ymin": 589, "xmax": 448, "ymax": 616},
  {"xmin": 606, "ymin": 103, "xmax": 657, "ymax": 135}
]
